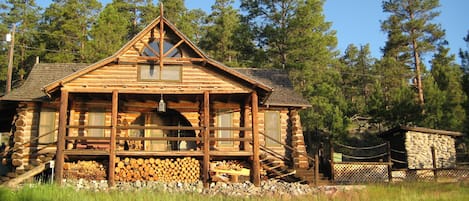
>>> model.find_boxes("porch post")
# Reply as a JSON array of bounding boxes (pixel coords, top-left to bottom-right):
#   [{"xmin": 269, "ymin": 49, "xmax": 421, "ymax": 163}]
[
  {"xmin": 108, "ymin": 90, "xmax": 118, "ymax": 186},
  {"xmin": 203, "ymin": 91, "xmax": 210, "ymax": 188},
  {"xmin": 55, "ymin": 89, "xmax": 69, "ymax": 184},
  {"xmin": 251, "ymin": 91, "xmax": 260, "ymax": 186}
]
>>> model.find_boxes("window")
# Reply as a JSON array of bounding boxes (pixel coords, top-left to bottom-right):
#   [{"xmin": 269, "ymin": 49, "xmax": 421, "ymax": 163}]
[
  {"xmin": 88, "ymin": 110, "xmax": 106, "ymax": 137},
  {"xmin": 138, "ymin": 64, "xmax": 182, "ymax": 81},
  {"xmin": 38, "ymin": 108, "xmax": 57, "ymax": 143},
  {"xmin": 142, "ymin": 41, "xmax": 182, "ymax": 58},
  {"xmin": 217, "ymin": 111, "xmax": 233, "ymax": 147},
  {"xmin": 264, "ymin": 111, "xmax": 281, "ymax": 147}
]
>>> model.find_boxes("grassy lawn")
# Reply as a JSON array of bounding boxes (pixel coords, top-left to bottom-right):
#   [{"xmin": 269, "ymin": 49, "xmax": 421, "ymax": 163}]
[{"xmin": 0, "ymin": 182, "xmax": 468, "ymax": 201}]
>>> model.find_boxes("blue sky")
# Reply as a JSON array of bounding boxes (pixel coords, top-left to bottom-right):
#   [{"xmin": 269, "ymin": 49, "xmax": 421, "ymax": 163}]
[{"xmin": 36, "ymin": 0, "xmax": 469, "ymax": 64}]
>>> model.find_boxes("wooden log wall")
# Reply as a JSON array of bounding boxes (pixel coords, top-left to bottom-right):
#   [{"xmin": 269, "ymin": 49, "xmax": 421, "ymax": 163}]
[
  {"xmin": 62, "ymin": 63, "xmax": 250, "ymax": 94},
  {"xmin": 257, "ymin": 109, "xmax": 289, "ymax": 167},
  {"xmin": 289, "ymin": 109, "xmax": 309, "ymax": 169},
  {"xmin": 114, "ymin": 157, "xmax": 200, "ymax": 183}
]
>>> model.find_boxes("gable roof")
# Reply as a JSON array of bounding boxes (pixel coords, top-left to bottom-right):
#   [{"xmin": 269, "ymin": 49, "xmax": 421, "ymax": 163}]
[
  {"xmin": 234, "ymin": 68, "xmax": 311, "ymax": 108},
  {"xmin": 42, "ymin": 16, "xmax": 272, "ymax": 95},
  {"xmin": 1, "ymin": 63, "xmax": 88, "ymax": 101},
  {"xmin": 1, "ymin": 63, "xmax": 311, "ymax": 108}
]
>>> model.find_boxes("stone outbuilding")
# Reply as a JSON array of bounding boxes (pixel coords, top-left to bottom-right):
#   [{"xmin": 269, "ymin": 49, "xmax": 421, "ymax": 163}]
[{"xmin": 379, "ymin": 126, "xmax": 462, "ymax": 169}]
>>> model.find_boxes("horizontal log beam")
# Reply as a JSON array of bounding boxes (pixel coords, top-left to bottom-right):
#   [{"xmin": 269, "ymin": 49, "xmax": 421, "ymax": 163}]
[
  {"xmin": 116, "ymin": 137, "xmax": 201, "ymax": 141},
  {"xmin": 64, "ymin": 150, "xmax": 109, "ymax": 156},
  {"xmin": 116, "ymin": 151, "xmax": 204, "ymax": 157}
]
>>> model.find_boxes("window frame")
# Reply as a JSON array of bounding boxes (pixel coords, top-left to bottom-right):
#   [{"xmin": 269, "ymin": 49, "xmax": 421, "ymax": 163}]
[
  {"xmin": 38, "ymin": 108, "xmax": 57, "ymax": 144},
  {"xmin": 217, "ymin": 111, "xmax": 233, "ymax": 147},
  {"xmin": 137, "ymin": 64, "xmax": 182, "ymax": 82},
  {"xmin": 264, "ymin": 111, "xmax": 282, "ymax": 147},
  {"xmin": 87, "ymin": 109, "xmax": 106, "ymax": 137}
]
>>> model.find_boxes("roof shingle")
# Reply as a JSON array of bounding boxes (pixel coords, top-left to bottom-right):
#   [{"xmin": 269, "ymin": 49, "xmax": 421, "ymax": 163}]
[{"xmin": 1, "ymin": 63, "xmax": 88, "ymax": 101}]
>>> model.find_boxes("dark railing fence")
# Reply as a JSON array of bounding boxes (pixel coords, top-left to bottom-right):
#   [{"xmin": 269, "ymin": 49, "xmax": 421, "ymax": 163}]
[{"xmin": 330, "ymin": 141, "xmax": 392, "ymax": 184}]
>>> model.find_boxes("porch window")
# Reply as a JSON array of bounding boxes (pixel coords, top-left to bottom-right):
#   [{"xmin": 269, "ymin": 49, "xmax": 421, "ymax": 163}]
[
  {"xmin": 264, "ymin": 111, "xmax": 281, "ymax": 147},
  {"xmin": 138, "ymin": 64, "xmax": 181, "ymax": 81},
  {"xmin": 217, "ymin": 111, "xmax": 233, "ymax": 147},
  {"xmin": 88, "ymin": 110, "xmax": 106, "ymax": 137},
  {"xmin": 38, "ymin": 108, "xmax": 57, "ymax": 144}
]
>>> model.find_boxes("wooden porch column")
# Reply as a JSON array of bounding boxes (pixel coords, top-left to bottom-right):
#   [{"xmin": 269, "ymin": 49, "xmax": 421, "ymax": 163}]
[
  {"xmin": 251, "ymin": 91, "xmax": 260, "ymax": 186},
  {"xmin": 203, "ymin": 91, "xmax": 210, "ymax": 188},
  {"xmin": 55, "ymin": 89, "xmax": 69, "ymax": 184},
  {"xmin": 108, "ymin": 90, "xmax": 118, "ymax": 186}
]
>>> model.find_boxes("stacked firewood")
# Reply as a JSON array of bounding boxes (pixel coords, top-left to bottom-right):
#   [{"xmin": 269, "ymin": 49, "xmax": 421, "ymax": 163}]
[
  {"xmin": 114, "ymin": 157, "xmax": 200, "ymax": 183},
  {"xmin": 63, "ymin": 160, "xmax": 107, "ymax": 180},
  {"xmin": 211, "ymin": 160, "xmax": 244, "ymax": 171}
]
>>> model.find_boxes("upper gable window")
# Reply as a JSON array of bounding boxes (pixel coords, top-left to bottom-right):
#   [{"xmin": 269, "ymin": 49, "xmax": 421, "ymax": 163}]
[
  {"xmin": 138, "ymin": 64, "xmax": 182, "ymax": 81},
  {"xmin": 143, "ymin": 40, "xmax": 182, "ymax": 58}
]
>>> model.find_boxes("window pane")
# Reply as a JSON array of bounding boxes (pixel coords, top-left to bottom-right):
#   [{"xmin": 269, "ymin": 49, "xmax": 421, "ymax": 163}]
[
  {"xmin": 161, "ymin": 66, "xmax": 181, "ymax": 81},
  {"xmin": 88, "ymin": 111, "xmax": 105, "ymax": 137},
  {"xmin": 140, "ymin": 64, "xmax": 160, "ymax": 80},
  {"xmin": 265, "ymin": 111, "xmax": 281, "ymax": 147},
  {"xmin": 39, "ymin": 108, "xmax": 56, "ymax": 143},
  {"xmin": 218, "ymin": 112, "xmax": 233, "ymax": 147}
]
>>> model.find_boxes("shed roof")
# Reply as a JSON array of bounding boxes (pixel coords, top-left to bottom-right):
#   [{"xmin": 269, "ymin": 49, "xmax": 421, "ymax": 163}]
[{"xmin": 379, "ymin": 126, "xmax": 463, "ymax": 138}]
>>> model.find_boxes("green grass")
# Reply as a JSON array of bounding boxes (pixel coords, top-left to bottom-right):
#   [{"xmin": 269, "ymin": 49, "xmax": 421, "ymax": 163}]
[{"xmin": 0, "ymin": 182, "xmax": 469, "ymax": 201}]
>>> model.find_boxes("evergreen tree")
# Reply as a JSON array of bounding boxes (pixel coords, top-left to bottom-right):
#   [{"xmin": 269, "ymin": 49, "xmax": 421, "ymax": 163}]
[
  {"xmin": 381, "ymin": 0, "xmax": 445, "ymax": 106},
  {"xmin": 240, "ymin": 0, "xmax": 298, "ymax": 69},
  {"xmin": 83, "ymin": 3, "xmax": 130, "ymax": 62},
  {"xmin": 460, "ymin": 30, "xmax": 469, "ymax": 137},
  {"xmin": 461, "ymin": 31, "xmax": 469, "ymax": 71},
  {"xmin": 339, "ymin": 44, "xmax": 376, "ymax": 117},
  {"xmin": 422, "ymin": 44, "xmax": 466, "ymax": 131},
  {"xmin": 39, "ymin": 0, "xmax": 101, "ymax": 63},
  {"xmin": 0, "ymin": 0, "xmax": 41, "ymax": 82},
  {"xmin": 158, "ymin": 0, "xmax": 206, "ymax": 42},
  {"xmin": 285, "ymin": 0, "xmax": 346, "ymax": 135},
  {"xmin": 200, "ymin": 0, "xmax": 240, "ymax": 65}
]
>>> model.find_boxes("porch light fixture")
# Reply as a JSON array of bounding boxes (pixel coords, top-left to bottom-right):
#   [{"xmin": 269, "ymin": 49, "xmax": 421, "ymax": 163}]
[{"xmin": 158, "ymin": 94, "xmax": 166, "ymax": 112}]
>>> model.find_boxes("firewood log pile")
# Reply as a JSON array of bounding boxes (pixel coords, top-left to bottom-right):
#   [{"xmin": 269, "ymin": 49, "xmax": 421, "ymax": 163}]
[
  {"xmin": 210, "ymin": 160, "xmax": 244, "ymax": 171},
  {"xmin": 114, "ymin": 157, "xmax": 200, "ymax": 183},
  {"xmin": 63, "ymin": 160, "xmax": 107, "ymax": 180}
]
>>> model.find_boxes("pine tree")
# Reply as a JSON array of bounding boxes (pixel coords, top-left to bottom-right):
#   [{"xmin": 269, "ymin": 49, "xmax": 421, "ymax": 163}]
[
  {"xmin": 158, "ymin": 0, "xmax": 206, "ymax": 42},
  {"xmin": 241, "ymin": 0, "xmax": 298, "ymax": 69},
  {"xmin": 286, "ymin": 0, "xmax": 346, "ymax": 135},
  {"xmin": 339, "ymin": 44, "xmax": 376, "ymax": 116},
  {"xmin": 83, "ymin": 3, "xmax": 130, "ymax": 62},
  {"xmin": 199, "ymin": 0, "xmax": 240, "ymax": 65},
  {"xmin": 0, "ymin": 0, "xmax": 41, "ymax": 82},
  {"xmin": 39, "ymin": 0, "xmax": 101, "ymax": 63},
  {"xmin": 422, "ymin": 44, "xmax": 466, "ymax": 131},
  {"xmin": 381, "ymin": 0, "xmax": 445, "ymax": 106}
]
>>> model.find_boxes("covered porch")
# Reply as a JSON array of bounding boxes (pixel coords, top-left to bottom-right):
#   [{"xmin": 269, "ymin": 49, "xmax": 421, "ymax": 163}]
[{"xmin": 54, "ymin": 89, "xmax": 262, "ymax": 187}]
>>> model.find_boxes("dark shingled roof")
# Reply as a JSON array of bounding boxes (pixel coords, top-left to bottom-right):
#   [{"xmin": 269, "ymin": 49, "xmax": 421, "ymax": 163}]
[
  {"xmin": 1, "ymin": 64, "xmax": 311, "ymax": 108},
  {"xmin": 1, "ymin": 63, "xmax": 88, "ymax": 101},
  {"xmin": 379, "ymin": 126, "xmax": 463, "ymax": 138},
  {"xmin": 233, "ymin": 68, "xmax": 311, "ymax": 108}
]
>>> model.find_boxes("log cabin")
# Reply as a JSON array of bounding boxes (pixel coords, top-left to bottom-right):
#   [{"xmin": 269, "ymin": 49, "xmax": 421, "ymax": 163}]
[{"xmin": 0, "ymin": 12, "xmax": 312, "ymax": 187}]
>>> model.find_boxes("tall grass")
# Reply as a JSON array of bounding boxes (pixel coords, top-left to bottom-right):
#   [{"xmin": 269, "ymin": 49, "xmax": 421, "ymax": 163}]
[{"xmin": 0, "ymin": 182, "xmax": 468, "ymax": 201}]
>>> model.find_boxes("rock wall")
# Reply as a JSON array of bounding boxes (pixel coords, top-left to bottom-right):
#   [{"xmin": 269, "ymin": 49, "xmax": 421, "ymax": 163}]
[{"xmin": 405, "ymin": 131, "xmax": 456, "ymax": 169}]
